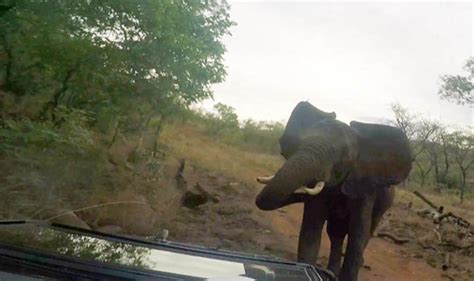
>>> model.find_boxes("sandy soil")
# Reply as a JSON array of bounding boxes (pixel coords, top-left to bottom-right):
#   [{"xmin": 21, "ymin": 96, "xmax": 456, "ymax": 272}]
[
  {"xmin": 272, "ymin": 204, "xmax": 445, "ymax": 281},
  {"xmin": 155, "ymin": 163, "xmax": 472, "ymax": 281}
]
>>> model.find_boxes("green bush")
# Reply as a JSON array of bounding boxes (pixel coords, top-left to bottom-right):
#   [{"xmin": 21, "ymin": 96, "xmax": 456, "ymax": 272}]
[{"xmin": 0, "ymin": 110, "xmax": 106, "ymax": 219}]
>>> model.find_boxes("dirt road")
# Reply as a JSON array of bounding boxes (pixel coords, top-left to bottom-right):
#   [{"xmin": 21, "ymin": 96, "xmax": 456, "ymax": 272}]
[
  {"xmin": 161, "ymin": 164, "xmax": 452, "ymax": 281},
  {"xmin": 270, "ymin": 204, "xmax": 445, "ymax": 281}
]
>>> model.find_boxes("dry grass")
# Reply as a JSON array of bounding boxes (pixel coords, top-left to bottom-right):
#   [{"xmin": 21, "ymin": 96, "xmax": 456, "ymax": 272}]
[
  {"xmin": 159, "ymin": 122, "xmax": 283, "ymax": 186},
  {"xmin": 395, "ymin": 186, "xmax": 474, "ymax": 223},
  {"xmin": 160, "ymin": 121, "xmax": 474, "ymax": 224}
]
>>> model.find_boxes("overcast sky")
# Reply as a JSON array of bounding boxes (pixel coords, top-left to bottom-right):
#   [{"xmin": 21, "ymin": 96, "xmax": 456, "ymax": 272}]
[{"xmin": 201, "ymin": 1, "xmax": 473, "ymax": 128}]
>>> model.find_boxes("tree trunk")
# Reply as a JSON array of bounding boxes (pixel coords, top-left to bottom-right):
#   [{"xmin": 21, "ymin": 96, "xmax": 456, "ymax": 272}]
[
  {"xmin": 40, "ymin": 63, "xmax": 79, "ymax": 121},
  {"xmin": 460, "ymin": 168, "xmax": 466, "ymax": 205},
  {"xmin": 109, "ymin": 119, "xmax": 121, "ymax": 148},
  {"xmin": 1, "ymin": 34, "xmax": 16, "ymax": 93},
  {"xmin": 433, "ymin": 163, "xmax": 440, "ymax": 184},
  {"xmin": 414, "ymin": 159, "xmax": 432, "ymax": 187},
  {"xmin": 440, "ymin": 136, "xmax": 450, "ymax": 184},
  {"xmin": 4, "ymin": 48, "xmax": 13, "ymax": 91}
]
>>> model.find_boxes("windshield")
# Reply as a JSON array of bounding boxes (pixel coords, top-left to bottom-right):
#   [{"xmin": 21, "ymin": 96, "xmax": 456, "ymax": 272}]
[
  {"xmin": 0, "ymin": 1, "xmax": 473, "ymax": 281},
  {"xmin": 0, "ymin": 222, "xmax": 321, "ymax": 280}
]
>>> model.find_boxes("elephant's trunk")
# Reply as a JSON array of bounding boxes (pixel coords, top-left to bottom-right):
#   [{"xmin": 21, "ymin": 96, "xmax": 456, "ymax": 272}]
[{"xmin": 256, "ymin": 138, "xmax": 335, "ymax": 210}]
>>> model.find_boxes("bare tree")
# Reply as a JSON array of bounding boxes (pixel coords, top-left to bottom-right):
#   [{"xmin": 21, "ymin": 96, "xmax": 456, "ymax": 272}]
[
  {"xmin": 448, "ymin": 131, "xmax": 474, "ymax": 204},
  {"xmin": 390, "ymin": 103, "xmax": 418, "ymax": 186},
  {"xmin": 390, "ymin": 103, "xmax": 442, "ymax": 186},
  {"xmin": 412, "ymin": 119, "xmax": 441, "ymax": 186},
  {"xmin": 425, "ymin": 127, "xmax": 451, "ymax": 187},
  {"xmin": 390, "ymin": 102, "xmax": 417, "ymax": 140}
]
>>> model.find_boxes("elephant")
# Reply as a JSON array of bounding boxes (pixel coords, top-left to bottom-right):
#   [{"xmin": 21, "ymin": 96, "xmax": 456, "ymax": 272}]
[{"xmin": 255, "ymin": 101, "xmax": 412, "ymax": 281}]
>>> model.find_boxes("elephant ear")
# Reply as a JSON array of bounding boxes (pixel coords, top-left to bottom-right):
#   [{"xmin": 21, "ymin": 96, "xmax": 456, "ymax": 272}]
[{"xmin": 342, "ymin": 121, "xmax": 412, "ymax": 198}]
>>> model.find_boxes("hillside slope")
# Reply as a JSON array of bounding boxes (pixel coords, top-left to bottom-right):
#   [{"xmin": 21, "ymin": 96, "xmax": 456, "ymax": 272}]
[
  {"xmin": 151, "ymin": 123, "xmax": 467, "ymax": 281},
  {"xmin": 156, "ymin": 122, "xmax": 473, "ymax": 281},
  {"xmin": 3, "ymin": 121, "xmax": 472, "ymax": 280}
]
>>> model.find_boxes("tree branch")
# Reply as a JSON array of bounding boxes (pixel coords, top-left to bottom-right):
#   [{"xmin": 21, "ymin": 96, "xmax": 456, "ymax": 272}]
[
  {"xmin": 376, "ymin": 232, "xmax": 410, "ymax": 245},
  {"xmin": 40, "ymin": 61, "xmax": 81, "ymax": 121},
  {"xmin": 413, "ymin": 191, "xmax": 438, "ymax": 210}
]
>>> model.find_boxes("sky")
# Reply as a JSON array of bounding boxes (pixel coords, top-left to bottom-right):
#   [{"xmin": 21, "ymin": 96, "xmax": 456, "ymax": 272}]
[{"xmin": 200, "ymin": 1, "xmax": 473, "ymax": 129}]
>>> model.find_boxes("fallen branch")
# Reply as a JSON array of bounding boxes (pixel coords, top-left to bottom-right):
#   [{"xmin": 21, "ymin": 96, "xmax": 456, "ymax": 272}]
[
  {"xmin": 433, "ymin": 226, "xmax": 443, "ymax": 242},
  {"xmin": 413, "ymin": 190, "xmax": 473, "ymax": 236},
  {"xmin": 195, "ymin": 182, "xmax": 219, "ymax": 203},
  {"xmin": 376, "ymin": 231, "xmax": 410, "ymax": 245},
  {"xmin": 175, "ymin": 159, "xmax": 187, "ymax": 191},
  {"xmin": 438, "ymin": 212, "xmax": 471, "ymax": 228},
  {"xmin": 175, "ymin": 159, "xmax": 217, "ymax": 209},
  {"xmin": 439, "ymin": 242, "xmax": 474, "ymax": 251},
  {"xmin": 442, "ymin": 253, "xmax": 450, "ymax": 271},
  {"xmin": 413, "ymin": 191, "xmax": 438, "ymax": 210},
  {"xmin": 417, "ymin": 241, "xmax": 438, "ymax": 251}
]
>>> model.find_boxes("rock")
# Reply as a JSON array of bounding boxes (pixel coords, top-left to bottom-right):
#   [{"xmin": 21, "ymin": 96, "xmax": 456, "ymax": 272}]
[
  {"xmin": 95, "ymin": 225, "xmax": 125, "ymax": 235},
  {"xmin": 51, "ymin": 211, "xmax": 91, "ymax": 230},
  {"xmin": 125, "ymin": 162, "xmax": 134, "ymax": 171},
  {"xmin": 182, "ymin": 191, "xmax": 208, "ymax": 209},
  {"xmin": 194, "ymin": 182, "xmax": 219, "ymax": 203},
  {"xmin": 93, "ymin": 191, "xmax": 158, "ymax": 236},
  {"xmin": 114, "ymin": 203, "xmax": 157, "ymax": 236},
  {"xmin": 107, "ymin": 137, "xmax": 136, "ymax": 166},
  {"xmin": 161, "ymin": 229, "xmax": 169, "ymax": 241}
]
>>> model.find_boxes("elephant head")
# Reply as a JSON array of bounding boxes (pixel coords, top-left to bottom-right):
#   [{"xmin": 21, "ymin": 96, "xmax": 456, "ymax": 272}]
[{"xmin": 255, "ymin": 101, "xmax": 412, "ymax": 210}]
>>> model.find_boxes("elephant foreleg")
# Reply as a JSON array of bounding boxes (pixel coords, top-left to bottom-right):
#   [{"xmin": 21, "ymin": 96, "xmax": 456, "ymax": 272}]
[
  {"xmin": 339, "ymin": 191, "xmax": 375, "ymax": 281},
  {"xmin": 297, "ymin": 197, "xmax": 327, "ymax": 265},
  {"xmin": 327, "ymin": 219, "xmax": 347, "ymax": 275}
]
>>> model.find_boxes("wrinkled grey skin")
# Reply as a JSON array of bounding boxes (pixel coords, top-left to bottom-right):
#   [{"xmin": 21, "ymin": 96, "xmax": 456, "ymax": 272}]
[{"xmin": 255, "ymin": 102, "xmax": 412, "ymax": 281}]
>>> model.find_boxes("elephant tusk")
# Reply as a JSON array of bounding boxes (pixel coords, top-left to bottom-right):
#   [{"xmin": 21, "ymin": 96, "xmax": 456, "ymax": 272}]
[
  {"xmin": 293, "ymin": 182, "xmax": 325, "ymax": 195},
  {"xmin": 293, "ymin": 187, "xmax": 306, "ymax": 194},
  {"xmin": 256, "ymin": 175, "xmax": 274, "ymax": 184},
  {"xmin": 304, "ymin": 181, "xmax": 325, "ymax": 195}
]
